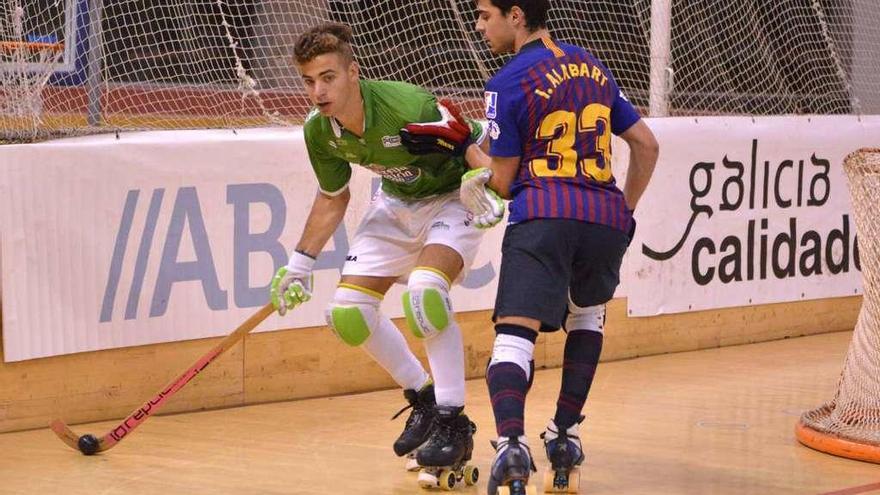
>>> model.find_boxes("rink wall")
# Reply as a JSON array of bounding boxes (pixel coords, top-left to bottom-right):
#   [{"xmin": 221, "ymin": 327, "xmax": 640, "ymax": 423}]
[{"xmin": 1, "ymin": 116, "xmax": 874, "ymax": 433}]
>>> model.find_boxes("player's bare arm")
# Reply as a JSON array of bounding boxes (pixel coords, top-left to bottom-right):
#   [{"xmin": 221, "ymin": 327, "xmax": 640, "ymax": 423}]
[
  {"xmin": 270, "ymin": 188, "xmax": 350, "ymax": 315},
  {"xmin": 295, "ymin": 188, "xmax": 350, "ymax": 257},
  {"xmin": 619, "ymin": 120, "xmax": 659, "ymax": 211},
  {"xmin": 485, "ymin": 155, "xmax": 519, "ymax": 200}
]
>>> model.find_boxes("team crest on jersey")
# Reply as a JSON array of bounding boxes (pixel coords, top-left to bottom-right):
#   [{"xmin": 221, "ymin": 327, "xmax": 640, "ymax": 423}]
[
  {"xmin": 382, "ymin": 135, "xmax": 402, "ymax": 148},
  {"xmin": 488, "ymin": 120, "xmax": 501, "ymax": 140},
  {"xmin": 485, "ymin": 91, "xmax": 498, "ymax": 119}
]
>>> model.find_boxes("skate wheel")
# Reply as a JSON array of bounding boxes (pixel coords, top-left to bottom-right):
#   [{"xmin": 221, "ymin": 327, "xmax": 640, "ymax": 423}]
[
  {"xmin": 439, "ymin": 469, "xmax": 456, "ymax": 491},
  {"xmin": 463, "ymin": 465, "xmax": 479, "ymax": 486},
  {"xmin": 498, "ymin": 480, "xmax": 536, "ymax": 495},
  {"xmin": 567, "ymin": 468, "xmax": 580, "ymax": 494},
  {"xmin": 418, "ymin": 470, "xmax": 438, "ymax": 489},
  {"xmin": 543, "ymin": 472, "xmax": 555, "ymax": 493},
  {"xmin": 543, "ymin": 469, "xmax": 564, "ymax": 493},
  {"xmin": 543, "ymin": 467, "xmax": 579, "ymax": 493}
]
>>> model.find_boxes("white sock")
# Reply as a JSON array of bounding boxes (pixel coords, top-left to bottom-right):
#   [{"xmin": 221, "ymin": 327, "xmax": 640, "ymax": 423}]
[
  {"xmin": 424, "ymin": 319, "xmax": 466, "ymax": 407},
  {"xmin": 407, "ymin": 268, "xmax": 466, "ymax": 407},
  {"xmin": 362, "ymin": 313, "xmax": 430, "ymax": 391}
]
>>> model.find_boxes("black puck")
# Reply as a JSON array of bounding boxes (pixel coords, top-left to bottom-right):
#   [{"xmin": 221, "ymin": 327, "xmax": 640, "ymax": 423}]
[{"xmin": 77, "ymin": 434, "xmax": 100, "ymax": 455}]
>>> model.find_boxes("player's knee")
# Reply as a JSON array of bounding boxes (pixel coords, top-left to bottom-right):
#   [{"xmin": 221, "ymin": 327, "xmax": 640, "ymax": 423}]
[
  {"xmin": 566, "ymin": 302, "xmax": 606, "ymax": 334},
  {"xmin": 402, "ymin": 268, "xmax": 453, "ymax": 340},
  {"xmin": 325, "ymin": 286, "xmax": 382, "ymax": 347}
]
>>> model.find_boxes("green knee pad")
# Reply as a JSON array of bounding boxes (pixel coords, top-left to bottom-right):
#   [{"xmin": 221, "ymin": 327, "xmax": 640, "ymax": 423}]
[
  {"xmin": 402, "ymin": 288, "xmax": 450, "ymax": 339},
  {"xmin": 327, "ymin": 306, "xmax": 372, "ymax": 346}
]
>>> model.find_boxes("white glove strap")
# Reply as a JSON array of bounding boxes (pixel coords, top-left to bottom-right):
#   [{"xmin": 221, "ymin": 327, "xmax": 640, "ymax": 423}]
[{"xmin": 286, "ymin": 250, "xmax": 316, "ymax": 275}]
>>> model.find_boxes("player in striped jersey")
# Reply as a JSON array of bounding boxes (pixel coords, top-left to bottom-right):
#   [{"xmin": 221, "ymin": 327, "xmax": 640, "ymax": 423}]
[{"xmin": 404, "ymin": 2, "xmax": 660, "ymax": 493}]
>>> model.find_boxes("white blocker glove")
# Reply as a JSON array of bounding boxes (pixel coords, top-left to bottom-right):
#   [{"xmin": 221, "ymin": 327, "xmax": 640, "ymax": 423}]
[
  {"xmin": 270, "ymin": 250, "xmax": 316, "ymax": 316},
  {"xmin": 460, "ymin": 167, "xmax": 505, "ymax": 229}
]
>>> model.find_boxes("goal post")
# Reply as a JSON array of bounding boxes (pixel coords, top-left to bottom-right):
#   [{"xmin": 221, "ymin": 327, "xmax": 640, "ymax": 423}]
[{"xmin": 795, "ymin": 148, "xmax": 880, "ymax": 465}]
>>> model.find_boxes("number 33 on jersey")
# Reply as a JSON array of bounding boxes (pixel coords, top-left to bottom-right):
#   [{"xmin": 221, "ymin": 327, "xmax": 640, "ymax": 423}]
[{"xmin": 485, "ymin": 36, "xmax": 640, "ymax": 231}]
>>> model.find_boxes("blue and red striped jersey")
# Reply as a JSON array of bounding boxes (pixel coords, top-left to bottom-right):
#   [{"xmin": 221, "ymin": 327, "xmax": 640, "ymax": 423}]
[{"xmin": 485, "ymin": 37, "xmax": 640, "ymax": 231}]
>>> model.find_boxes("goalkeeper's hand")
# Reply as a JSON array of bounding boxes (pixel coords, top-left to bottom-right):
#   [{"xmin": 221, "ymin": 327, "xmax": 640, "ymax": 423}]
[
  {"xmin": 270, "ymin": 251, "xmax": 315, "ymax": 316},
  {"xmin": 460, "ymin": 167, "xmax": 505, "ymax": 229},
  {"xmin": 400, "ymin": 99, "xmax": 472, "ymax": 156}
]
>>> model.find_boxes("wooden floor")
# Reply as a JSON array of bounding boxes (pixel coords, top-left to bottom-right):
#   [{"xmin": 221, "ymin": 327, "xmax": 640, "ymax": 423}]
[{"xmin": 1, "ymin": 331, "xmax": 878, "ymax": 495}]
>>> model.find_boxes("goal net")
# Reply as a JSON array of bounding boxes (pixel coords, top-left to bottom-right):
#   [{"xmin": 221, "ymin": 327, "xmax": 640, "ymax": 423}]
[
  {"xmin": 796, "ymin": 148, "xmax": 880, "ymax": 464},
  {"xmin": 2, "ymin": 0, "xmax": 880, "ymax": 142}
]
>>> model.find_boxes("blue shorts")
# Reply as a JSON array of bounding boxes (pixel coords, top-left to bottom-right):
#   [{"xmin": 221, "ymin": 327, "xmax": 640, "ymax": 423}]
[{"xmin": 493, "ymin": 219, "xmax": 629, "ymax": 332}]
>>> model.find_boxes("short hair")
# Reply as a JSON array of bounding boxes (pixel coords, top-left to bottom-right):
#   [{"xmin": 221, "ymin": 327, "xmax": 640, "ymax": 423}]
[
  {"xmin": 488, "ymin": 0, "xmax": 550, "ymax": 30},
  {"xmin": 293, "ymin": 22, "xmax": 355, "ymax": 65}
]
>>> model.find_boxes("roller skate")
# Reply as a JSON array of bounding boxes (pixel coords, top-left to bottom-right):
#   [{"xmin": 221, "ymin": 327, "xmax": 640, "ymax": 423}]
[
  {"xmin": 539, "ymin": 417, "xmax": 585, "ymax": 493},
  {"xmin": 487, "ymin": 436, "xmax": 538, "ymax": 495},
  {"xmin": 416, "ymin": 405, "xmax": 479, "ymax": 491},
  {"xmin": 392, "ymin": 384, "xmax": 437, "ymax": 471}
]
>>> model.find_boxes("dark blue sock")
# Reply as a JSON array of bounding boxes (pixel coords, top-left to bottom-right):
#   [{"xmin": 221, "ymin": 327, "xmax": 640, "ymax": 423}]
[
  {"xmin": 554, "ymin": 329, "xmax": 603, "ymax": 430},
  {"xmin": 487, "ymin": 324, "xmax": 537, "ymax": 437}
]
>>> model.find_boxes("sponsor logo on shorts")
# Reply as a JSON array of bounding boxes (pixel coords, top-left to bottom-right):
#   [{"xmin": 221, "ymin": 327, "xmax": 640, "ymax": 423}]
[
  {"xmin": 346, "ymin": 255, "xmax": 358, "ymax": 262},
  {"xmin": 464, "ymin": 211, "xmax": 474, "ymax": 227},
  {"xmin": 485, "ymin": 91, "xmax": 498, "ymax": 119},
  {"xmin": 431, "ymin": 221, "xmax": 450, "ymax": 231},
  {"xmin": 382, "ymin": 135, "xmax": 402, "ymax": 148},
  {"xmin": 328, "ymin": 140, "xmax": 338, "ymax": 148}
]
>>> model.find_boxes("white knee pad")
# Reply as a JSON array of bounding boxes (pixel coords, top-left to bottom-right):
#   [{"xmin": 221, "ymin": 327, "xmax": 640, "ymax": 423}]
[
  {"xmin": 402, "ymin": 268, "xmax": 453, "ymax": 340},
  {"xmin": 566, "ymin": 301, "xmax": 606, "ymax": 334},
  {"xmin": 325, "ymin": 286, "xmax": 381, "ymax": 346},
  {"xmin": 489, "ymin": 334, "xmax": 535, "ymax": 380}
]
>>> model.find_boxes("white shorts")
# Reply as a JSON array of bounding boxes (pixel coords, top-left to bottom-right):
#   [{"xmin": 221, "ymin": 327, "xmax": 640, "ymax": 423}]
[{"xmin": 342, "ymin": 188, "xmax": 485, "ymax": 283}]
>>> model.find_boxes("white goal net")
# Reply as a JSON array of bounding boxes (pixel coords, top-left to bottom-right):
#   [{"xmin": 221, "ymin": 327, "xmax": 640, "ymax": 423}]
[
  {"xmin": 796, "ymin": 148, "xmax": 880, "ymax": 464},
  {"xmin": 2, "ymin": 0, "xmax": 880, "ymax": 142}
]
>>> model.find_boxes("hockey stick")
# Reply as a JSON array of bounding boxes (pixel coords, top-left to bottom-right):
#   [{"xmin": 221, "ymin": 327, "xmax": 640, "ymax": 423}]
[{"xmin": 50, "ymin": 303, "xmax": 275, "ymax": 455}]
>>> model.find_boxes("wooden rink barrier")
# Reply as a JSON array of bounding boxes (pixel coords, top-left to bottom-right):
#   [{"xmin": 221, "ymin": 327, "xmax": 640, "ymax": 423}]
[{"xmin": 0, "ymin": 295, "xmax": 861, "ymax": 434}]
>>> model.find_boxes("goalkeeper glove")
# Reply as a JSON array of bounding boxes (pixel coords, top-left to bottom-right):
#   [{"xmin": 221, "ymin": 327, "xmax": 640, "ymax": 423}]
[
  {"xmin": 400, "ymin": 99, "xmax": 473, "ymax": 156},
  {"xmin": 270, "ymin": 251, "xmax": 315, "ymax": 316},
  {"xmin": 460, "ymin": 167, "xmax": 505, "ymax": 229}
]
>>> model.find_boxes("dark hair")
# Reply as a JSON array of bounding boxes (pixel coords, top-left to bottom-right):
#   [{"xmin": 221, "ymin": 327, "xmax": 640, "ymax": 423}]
[
  {"xmin": 488, "ymin": 0, "xmax": 550, "ymax": 30},
  {"xmin": 294, "ymin": 22, "xmax": 355, "ymax": 65}
]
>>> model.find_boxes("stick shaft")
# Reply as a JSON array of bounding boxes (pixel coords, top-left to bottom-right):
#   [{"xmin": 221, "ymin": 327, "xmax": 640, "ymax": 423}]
[{"xmin": 51, "ymin": 303, "xmax": 274, "ymax": 452}]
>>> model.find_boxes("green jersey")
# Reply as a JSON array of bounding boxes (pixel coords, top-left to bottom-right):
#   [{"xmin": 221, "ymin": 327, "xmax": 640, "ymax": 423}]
[{"xmin": 303, "ymin": 79, "xmax": 482, "ymax": 200}]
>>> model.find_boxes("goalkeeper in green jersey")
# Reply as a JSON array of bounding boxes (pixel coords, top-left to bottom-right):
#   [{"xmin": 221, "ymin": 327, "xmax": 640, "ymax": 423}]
[{"xmin": 269, "ymin": 23, "xmax": 486, "ymax": 480}]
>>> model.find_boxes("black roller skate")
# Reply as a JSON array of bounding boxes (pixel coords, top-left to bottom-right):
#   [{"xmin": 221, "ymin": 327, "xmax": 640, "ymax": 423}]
[
  {"xmin": 539, "ymin": 416, "xmax": 585, "ymax": 493},
  {"xmin": 487, "ymin": 436, "xmax": 538, "ymax": 495},
  {"xmin": 392, "ymin": 384, "xmax": 437, "ymax": 471},
  {"xmin": 416, "ymin": 405, "xmax": 479, "ymax": 491}
]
